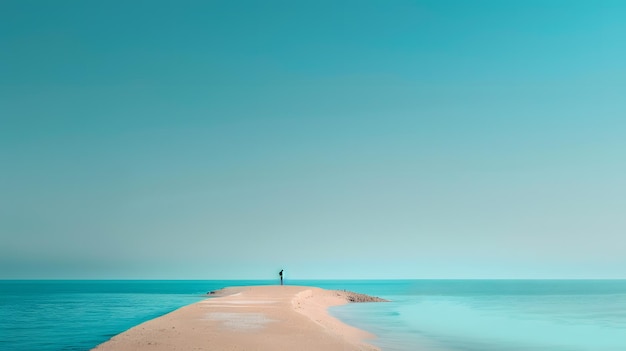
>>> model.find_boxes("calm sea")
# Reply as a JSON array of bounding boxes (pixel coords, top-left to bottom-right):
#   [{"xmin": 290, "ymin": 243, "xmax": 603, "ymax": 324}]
[{"xmin": 1, "ymin": 280, "xmax": 626, "ymax": 351}]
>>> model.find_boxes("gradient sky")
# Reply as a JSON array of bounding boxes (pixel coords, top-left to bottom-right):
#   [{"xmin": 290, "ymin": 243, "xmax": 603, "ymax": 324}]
[{"xmin": 1, "ymin": 0, "xmax": 625, "ymax": 279}]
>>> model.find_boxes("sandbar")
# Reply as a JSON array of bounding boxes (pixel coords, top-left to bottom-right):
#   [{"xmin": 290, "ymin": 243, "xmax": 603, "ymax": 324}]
[{"xmin": 92, "ymin": 285, "xmax": 387, "ymax": 351}]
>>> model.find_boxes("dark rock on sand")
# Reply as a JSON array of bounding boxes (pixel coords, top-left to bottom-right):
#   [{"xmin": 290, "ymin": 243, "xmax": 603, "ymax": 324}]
[{"xmin": 335, "ymin": 290, "xmax": 389, "ymax": 303}]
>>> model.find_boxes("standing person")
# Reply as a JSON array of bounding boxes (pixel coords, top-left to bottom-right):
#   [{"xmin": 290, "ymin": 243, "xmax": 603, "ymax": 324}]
[{"xmin": 279, "ymin": 269, "xmax": 283, "ymax": 285}]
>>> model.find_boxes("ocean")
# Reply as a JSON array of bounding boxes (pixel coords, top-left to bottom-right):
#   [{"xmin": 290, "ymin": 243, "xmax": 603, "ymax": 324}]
[{"xmin": 1, "ymin": 280, "xmax": 626, "ymax": 351}]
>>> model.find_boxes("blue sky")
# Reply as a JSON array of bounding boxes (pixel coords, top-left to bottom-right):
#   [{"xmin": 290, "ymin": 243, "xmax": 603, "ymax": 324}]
[{"xmin": 1, "ymin": 0, "xmax": 625, "ymax": 279}]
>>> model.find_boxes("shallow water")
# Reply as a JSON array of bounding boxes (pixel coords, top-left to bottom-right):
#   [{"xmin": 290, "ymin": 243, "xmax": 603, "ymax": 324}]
[
  {"xmin": 329, "ymin": 280, "xmax": 626, "ymax": 351},
  {"xmin": 2, "ymin": 280, "xmax": 626, "ymax": 351}
]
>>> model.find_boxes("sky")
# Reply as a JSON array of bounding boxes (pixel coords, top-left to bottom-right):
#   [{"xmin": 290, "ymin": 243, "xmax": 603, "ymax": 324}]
[{"xmin": 1, "ymin": 0, "xmax": 625, "ymax": 279}]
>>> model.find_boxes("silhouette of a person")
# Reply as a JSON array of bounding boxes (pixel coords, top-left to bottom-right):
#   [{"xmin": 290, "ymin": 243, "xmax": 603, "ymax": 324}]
[{"xmin": 279, "ymin": 269, "xmax": 284, "ymax": 285}]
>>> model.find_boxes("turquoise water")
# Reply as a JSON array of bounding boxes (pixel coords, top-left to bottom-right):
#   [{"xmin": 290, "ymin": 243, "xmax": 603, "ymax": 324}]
[
  {"xmin": 2, "ymin": 280, "xmax": 626, "ymax": 350},
  {"xmin": 329, "ymin": 280, "xmax": 626, "ymax": 351},
  {"xmin": 0, "ymin": 280, "xmax": 264, "ymax": 351}
]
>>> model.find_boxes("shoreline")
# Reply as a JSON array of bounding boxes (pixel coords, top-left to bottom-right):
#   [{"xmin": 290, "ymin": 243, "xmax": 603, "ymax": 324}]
[{"xmin": 92, "ymin": 285, "xmax": 387, "ymax": 351}]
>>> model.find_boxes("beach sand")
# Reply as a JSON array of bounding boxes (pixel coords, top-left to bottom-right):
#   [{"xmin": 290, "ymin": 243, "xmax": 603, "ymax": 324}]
[{"xmin": 92, "ymin": 285, "xmax": 386, "ymax": 351}]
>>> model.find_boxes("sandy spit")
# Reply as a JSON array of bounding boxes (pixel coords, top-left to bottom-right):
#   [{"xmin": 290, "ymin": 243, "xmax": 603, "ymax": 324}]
[{"xmin": 92, "ymin": 285, "xmax": 387, "ymax": 351}]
